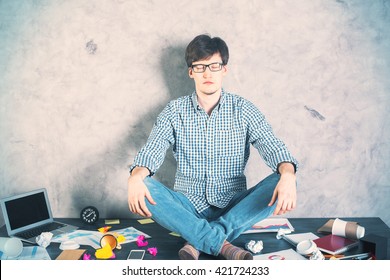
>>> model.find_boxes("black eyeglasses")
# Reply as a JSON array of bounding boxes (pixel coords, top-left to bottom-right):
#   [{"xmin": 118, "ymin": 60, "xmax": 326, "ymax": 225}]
[{"xmin": 191, "ymin": 62, "xmax": 224, "ymax": 73}]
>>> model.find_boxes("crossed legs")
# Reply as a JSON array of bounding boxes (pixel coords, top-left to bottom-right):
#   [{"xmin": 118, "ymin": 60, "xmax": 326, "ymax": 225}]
[{"xmin": 143, "ymin": 173, "xmax": 279, "ymax": 259}]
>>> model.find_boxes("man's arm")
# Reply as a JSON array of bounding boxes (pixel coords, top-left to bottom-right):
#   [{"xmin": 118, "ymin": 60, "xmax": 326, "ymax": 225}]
[
  {"xmin": 128, "ymin": 103, "xmax": 176, "ymax": 217},
  {"xmin": 242, "ymin": 100, "xmax": 298, "ymax": 215},
  {"xmin": 127, "ymin": 166, "xmax": 156, "ymax": 217},
  {"xmin": 268, "ymin": 162, "xmax": 297, "ymax": 215}
]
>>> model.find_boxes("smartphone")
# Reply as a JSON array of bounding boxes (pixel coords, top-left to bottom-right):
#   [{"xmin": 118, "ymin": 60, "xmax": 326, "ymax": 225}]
[{"xmin": 127, "ymin": 250, "xmax": 145, "ymax": 260}]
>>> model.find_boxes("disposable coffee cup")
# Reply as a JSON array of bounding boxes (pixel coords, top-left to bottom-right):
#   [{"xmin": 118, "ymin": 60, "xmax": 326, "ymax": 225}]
[
  {"xmin": 0, "ymin": 237, "xmax": 23, "ymax": 258},
  {"xmin": 296, "ymin": 239, "xmax": 316, "ymax": 256}
]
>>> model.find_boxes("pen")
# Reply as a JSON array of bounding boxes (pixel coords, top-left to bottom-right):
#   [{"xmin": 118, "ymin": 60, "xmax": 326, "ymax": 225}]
[
  {"xmin": 329, "ymin": 253, "xmax": 371, "ymax": 260},
  {"xmin": 324, "ymin": 254, "xmax": 344, "ymax": 259}
]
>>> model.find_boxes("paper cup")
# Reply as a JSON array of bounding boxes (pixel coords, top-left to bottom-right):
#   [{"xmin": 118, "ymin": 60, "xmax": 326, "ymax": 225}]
[
  {"xmin": 0, "ymin": 237, "xmax": 23, "ymax": 258},
  {"xmin": 296, "ymin": 240, "xmax": 316, "ymax": 256}
]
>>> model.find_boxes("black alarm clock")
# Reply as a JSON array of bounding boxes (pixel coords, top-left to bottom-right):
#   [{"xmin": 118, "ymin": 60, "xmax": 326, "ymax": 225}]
[{"xmin": 80, "ymin": 206, "xmax": 99, "ymax": 224}]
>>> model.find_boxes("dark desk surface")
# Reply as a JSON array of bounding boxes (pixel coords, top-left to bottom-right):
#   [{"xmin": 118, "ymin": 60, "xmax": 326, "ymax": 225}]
[{"xmin": 1, "ymin": 217, "xmax": 389, "ymax": 260}]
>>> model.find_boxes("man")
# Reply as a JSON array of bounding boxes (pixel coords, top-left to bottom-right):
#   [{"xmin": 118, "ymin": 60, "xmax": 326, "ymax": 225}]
[{"xmin": 128, "ymin": 34, "xmax": 298, "ymax": 260}]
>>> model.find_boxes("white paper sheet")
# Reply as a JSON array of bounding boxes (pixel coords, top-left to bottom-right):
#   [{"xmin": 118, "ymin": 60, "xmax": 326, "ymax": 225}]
[
  {"xmin": 0, "ymin": 246, "xmax": 51, "ymax": 260},
  {"xmin": 51, "ymin": 226, "xmax": 151, "ymax": 249},
  {"xmin": 254, "ymin": 249, "xmax": 307, "ymax": 260}
]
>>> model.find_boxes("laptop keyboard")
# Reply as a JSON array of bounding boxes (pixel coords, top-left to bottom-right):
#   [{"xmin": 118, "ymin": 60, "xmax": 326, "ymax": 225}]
[{"xmin": 15, "ymin": 222, "xmax": 65, "ymax": 239}]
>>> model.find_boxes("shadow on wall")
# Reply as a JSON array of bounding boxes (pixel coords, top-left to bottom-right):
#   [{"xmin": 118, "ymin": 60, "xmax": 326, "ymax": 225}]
[{"xmin": 70, "ymin": 44, "xmax": 194, "ymax": 218}]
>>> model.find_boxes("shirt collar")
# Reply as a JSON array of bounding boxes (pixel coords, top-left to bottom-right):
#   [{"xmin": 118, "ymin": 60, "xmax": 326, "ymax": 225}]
[
  {"xmin": 191, "ymin": 91, "xmax": 200, "ymax": 111},
  {"xmin": 191, "ymin": 89, "xmax": 226, "ymax": 112}
]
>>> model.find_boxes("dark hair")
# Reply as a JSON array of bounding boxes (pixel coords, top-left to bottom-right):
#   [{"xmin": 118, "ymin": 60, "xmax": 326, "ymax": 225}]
[{"xmin": 185, "ymin": 34, "xmax": 229, "ymax": 67}]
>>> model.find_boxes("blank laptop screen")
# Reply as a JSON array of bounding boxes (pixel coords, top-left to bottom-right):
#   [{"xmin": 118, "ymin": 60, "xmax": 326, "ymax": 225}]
[{"xmin": 4, "ymin": 191, "xmax": 50, "ymax": 231}]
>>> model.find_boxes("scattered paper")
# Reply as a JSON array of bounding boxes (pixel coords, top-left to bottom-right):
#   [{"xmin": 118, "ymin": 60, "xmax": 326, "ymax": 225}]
[
  {"xmin": 114, "ymin": 227, "xmax": 151, "ymax": 244},
  {"xmin": 254, "ymin": 249, "xmax": 307, "ymax": 260},
  {"xmin": 52, "ymin": 230, "xmax": 102, "ymax": 249},
  {"xmin": 243, "ymin": 218, "xmax": 295, "ymax": 234},
  {"xmin": 0, "ymin": 246, "xmax": 51, "ymax": 260},
  {"xmin": 51, "ymin": 227, "xmax": 150, "ymax": 249}
]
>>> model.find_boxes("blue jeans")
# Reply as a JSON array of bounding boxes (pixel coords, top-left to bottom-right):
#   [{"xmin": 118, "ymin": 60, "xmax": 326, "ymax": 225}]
[{"xmin": 144, "ymin": 173, "xmax": 279, "ymax": 256}]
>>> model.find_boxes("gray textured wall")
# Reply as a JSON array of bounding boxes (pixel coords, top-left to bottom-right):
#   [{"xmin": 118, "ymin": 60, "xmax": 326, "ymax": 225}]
[{"xmin": 1, "ymin": 0, "xmax": 389, "ymax": 227}]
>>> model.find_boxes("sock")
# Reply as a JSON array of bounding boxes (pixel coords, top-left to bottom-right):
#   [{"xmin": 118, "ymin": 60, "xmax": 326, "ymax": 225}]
[
  {"xmin": 178, "ymin": 243, "xmax": 200, "ymax": 260},
  {"xmin": 220, "ymin": 241, "xmax": 253, "ymax": 260}
]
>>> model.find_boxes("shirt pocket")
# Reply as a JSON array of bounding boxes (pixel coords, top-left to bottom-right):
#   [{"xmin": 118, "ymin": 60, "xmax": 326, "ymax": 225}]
[
  {"xmin": 175, "ymin": 119, "xmax": 206, "ymax": 175},
  {"xmin": 216, "ymin": 129, "xmax": 245, "ymax": 157}
]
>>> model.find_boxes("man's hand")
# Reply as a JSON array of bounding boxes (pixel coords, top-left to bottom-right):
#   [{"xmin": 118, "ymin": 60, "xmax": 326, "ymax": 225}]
[
  {"xmin": 268, "ymin": 163, "xmax": 297, "ymax": 215},
  {"xmin": 127, "ymin": 167, "xmax": 156, "ymax": 217}
]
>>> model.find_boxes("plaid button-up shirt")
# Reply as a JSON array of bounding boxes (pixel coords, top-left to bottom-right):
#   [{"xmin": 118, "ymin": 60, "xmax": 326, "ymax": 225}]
[{"xmin": 131, "ymin": 90, "xmax": 298, "ymax": 213}]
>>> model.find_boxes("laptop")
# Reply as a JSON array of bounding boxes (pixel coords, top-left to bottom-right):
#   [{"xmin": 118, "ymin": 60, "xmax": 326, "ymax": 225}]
[{"xmin": 0, "ymin": 188, "xmax": 78, "ymax": 244}]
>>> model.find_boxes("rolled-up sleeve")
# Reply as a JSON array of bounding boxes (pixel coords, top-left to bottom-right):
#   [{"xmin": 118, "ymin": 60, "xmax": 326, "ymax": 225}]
[
  {"xmin": 130, "ymin": 103, "xmax": 175, "ymax": 175},
  {"xmin": 243, "ymin": 100, "xmax": 298, "ymax": 172}
]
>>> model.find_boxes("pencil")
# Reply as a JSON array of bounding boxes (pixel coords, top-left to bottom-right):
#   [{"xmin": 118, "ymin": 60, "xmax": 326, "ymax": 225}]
[{"xmin": 324, "ymin": 254, "xmax": 344, "ymax": 259}]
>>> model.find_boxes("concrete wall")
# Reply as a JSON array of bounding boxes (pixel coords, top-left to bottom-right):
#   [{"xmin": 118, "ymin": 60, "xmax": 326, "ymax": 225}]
[{"xmin": 1, "ymin": 0, "xmax": 389, "ymax": 227}]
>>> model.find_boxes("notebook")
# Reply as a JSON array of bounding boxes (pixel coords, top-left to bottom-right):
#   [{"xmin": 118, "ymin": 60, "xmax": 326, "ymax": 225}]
[
  {"xmin": 0, "ymin": 188, "xmax": 78, "ymax": 244},
  {"xmin": 313, "ymin": 234, "xmax": 359, "ymax": 255},
  {"xmin": 243, "ymin": 218, "xmax": 295, "ymax": 234}
]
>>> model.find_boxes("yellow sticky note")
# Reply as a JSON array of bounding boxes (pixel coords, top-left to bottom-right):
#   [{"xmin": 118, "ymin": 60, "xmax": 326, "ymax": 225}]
[
  {"xmin": 105, "ymin": 219, "xmax": 120, "ymax": 225},
  {"xmin": 138, "ymin": 218, "xmax": 154, "ymax": 224}
]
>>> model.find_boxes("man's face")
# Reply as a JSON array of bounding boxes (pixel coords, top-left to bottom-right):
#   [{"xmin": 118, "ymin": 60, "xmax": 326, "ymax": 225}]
[{"xmin": 188, "ymin": 53, "xmax": 227, "ymax": 96}]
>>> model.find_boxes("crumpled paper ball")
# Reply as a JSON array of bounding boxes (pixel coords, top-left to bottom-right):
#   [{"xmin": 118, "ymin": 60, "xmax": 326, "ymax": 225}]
[
  {"xmin": 98, "ymin": 226, "xmax": 111, "ymax": 233},
  {"xmin": 147, "ymin": 247, "xmax": 158, "ymax": 256},
  {"xmin": 136, "ymin": 235, "xmax": 148, "ymax": 247},
  {"xmin": 245, "ymin": 240, "xmax": 263, "ymax": 254},
  {"xmin": 310, "ymin": 249, "xmax": 325, "ymax": 260},
  {"xmin": 36, "ymin": 232, "xmax": 53, "ymax": 248}
]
